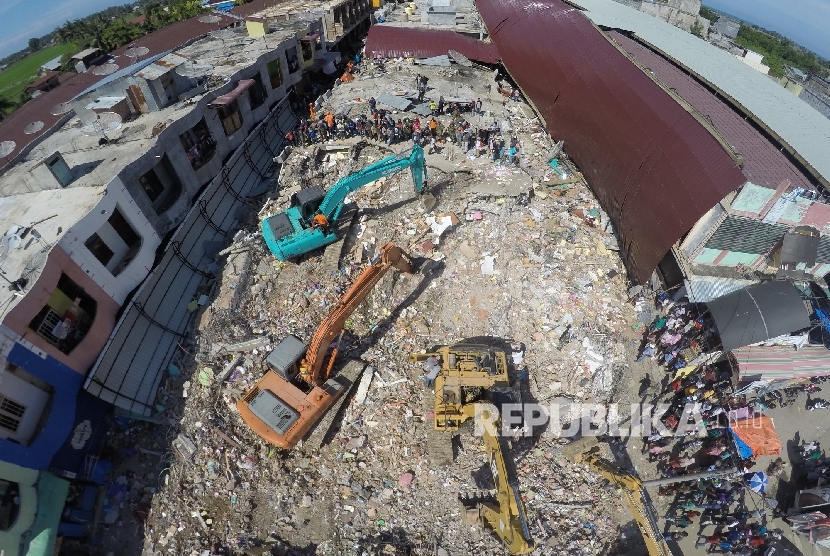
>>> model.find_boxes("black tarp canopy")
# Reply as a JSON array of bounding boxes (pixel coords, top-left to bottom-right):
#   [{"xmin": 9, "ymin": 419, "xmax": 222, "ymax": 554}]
[
  {"xmin": 707, "ymin": 281, "xmax": 811, "ymax": 351},
  {"xmin": 780, "ymin": 229, "xmax": 820, "ymax": 265}
]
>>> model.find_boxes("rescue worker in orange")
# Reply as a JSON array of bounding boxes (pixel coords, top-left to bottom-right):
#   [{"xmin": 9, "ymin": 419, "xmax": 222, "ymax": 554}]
[
  {"xmin": 311, "ymin": 213, "xmax": 329, "ymax": 234},
  {"xmin": 308, "ymin": 103, "xmax": 315, "ymax": 121}
]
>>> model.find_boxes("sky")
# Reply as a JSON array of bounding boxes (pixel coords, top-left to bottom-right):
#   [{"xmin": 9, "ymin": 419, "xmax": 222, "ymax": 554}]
[
  {"xmin": 0, "ymin": 0, "xmax": 133, "ymax": 59},
  {"xmin": 703, "ymin": 0, "xmax": 830, "ymax": 60},
  {"xmin": 1, "ymin": 1, "xmax": 829, "ymax": 61}
]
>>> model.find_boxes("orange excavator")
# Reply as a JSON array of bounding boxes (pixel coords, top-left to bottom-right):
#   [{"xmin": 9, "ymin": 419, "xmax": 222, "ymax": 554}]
[{"xmin": 237, "ymin": 242, "xmax": 413, "ymax": 450}]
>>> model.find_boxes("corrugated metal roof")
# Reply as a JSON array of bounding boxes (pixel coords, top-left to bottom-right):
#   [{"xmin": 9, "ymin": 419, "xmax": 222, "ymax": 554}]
[
  {"xmin": 816, "ymin": 236, "xmax": 830, "ymax": 264},
  {"xmin": 572, "ymin": 0, "xmax": 830, "ymax": 190},
  {"xmin": 475, "ymin": 0, "xmax": 747, "ymax": 283},
  {"xmin": 71, "ymin": 48, "xmax": 102, "ymax": 60},
  {"xmin": 707, "ymin": 280, "xmax": 812, "ymax": 351},
  {"xmin": 705, "ymin": 215, "xmax": 786, "ymax": 254},
  {"xmin": 135, "ymin": 53, "xmax": 189, "ymax": 80},
  {"xmin": 73, "ymin": 52, "xmax": 168, "ymax": 100},
  {"xmin": 733, "ymin": 344, "xmax": 830, "ymax": 380},
  {"xmin": 364, "ymin": 25, "xmax": 500, "ymax": 64},
  {"xmin": 607, "ymin": 31, "xmax": 814, "ymax": 193},
  {"xmin": 27, "ymin": 71, "xmax": 61, "ymax": 90},
  {"xmin": 685, "ymin": 275, "xmax": 755, "ymax": 303},
  {"xmin": 84, "ymin": 100, "xmax": 298, "ymax": 415}
]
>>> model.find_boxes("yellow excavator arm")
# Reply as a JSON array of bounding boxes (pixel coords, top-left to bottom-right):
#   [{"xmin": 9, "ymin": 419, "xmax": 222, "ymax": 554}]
[
  {"xmin": 564, "ymin": 438, "xmax": 672, "ymax": 556},
  {"xmin": 461, "ymin": 428, "xmax": 535, "ymax": 555}
]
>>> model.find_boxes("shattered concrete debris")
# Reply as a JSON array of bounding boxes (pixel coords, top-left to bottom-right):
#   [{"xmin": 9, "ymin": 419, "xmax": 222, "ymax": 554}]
[{"xmin": 95, "ymin": 49, "xmax": 647, "ymax": 556}]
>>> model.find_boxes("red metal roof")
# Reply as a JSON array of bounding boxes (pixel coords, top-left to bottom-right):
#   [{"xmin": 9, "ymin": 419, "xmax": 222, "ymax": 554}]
[
  {"xmin": 26, "ymin": 71, "xmax": 62, "ymax": 91},
  {"xmin": 607, "ymin": 31, "xmax": 813, "ymax": 193},
  {"xmin": 365, "ymin": 25, "xmax": 500, "ymax": 64},
  {"xmin": 476, "ymin": 0, "xmax": 747, "ymax": 283}
]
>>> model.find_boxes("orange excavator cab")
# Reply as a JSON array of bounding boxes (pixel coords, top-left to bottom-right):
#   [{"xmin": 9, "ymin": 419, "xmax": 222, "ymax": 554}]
[{"xmin": 238, "ymin": 243, "xmax": 413, "ymax": 450}]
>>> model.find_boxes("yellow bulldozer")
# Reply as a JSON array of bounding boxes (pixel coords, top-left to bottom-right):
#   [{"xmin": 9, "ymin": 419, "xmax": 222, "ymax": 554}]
[{"xmin": 409, "ymin": 343, "xmax": 520, "ymax": 465}]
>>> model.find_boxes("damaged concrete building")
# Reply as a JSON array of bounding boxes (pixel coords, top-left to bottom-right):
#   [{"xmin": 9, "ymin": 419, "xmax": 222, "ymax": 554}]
[
  {"xmin": 611, "ymin": 0, "xmax": 709, "ymax": 33},
  {"xmin": 0, "ymin": 0, "xmax": 372, "ymax": 553}
]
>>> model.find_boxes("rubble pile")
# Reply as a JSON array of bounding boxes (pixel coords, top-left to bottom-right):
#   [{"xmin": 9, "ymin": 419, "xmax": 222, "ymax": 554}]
[{"xmin": 114, "ymin": 61, "xmax": 650, "ymax": 556}]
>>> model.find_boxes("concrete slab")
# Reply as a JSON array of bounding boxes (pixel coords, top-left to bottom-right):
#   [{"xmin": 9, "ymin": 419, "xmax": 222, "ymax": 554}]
[{"xmin": 376, "ymin": 92, "xmax": 412, "ymax": 111}]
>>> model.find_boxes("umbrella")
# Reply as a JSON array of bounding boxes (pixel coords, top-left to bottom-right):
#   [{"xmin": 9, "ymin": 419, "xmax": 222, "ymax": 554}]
[{"xmin": 749, "ymin": 472, "xmax": 768, "ymax": 493}]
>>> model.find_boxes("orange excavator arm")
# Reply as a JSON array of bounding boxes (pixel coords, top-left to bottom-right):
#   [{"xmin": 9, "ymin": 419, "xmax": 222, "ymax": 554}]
[{"xmin": 302, "ymin": 243, "xmax": 413, "ymax": 386}]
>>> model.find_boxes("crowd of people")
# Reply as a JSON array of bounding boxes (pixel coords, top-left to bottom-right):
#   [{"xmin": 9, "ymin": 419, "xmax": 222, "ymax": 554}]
[
  {"xmin": 634, "ymin": 292, "xmax": 782, "ymax": 553},
  {"xmin": 285, "ymin": 73, "xmax": 524, "ymax": 165}
]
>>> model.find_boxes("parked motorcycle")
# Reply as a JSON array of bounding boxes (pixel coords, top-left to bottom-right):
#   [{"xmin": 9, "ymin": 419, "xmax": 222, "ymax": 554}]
[{"xmin": 807, "ymin": 398, "xmax": 830, "ymax": 411}]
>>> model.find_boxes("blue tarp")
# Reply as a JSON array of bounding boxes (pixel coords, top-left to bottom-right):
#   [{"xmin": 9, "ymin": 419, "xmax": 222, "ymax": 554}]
[
  {"xmin": 729, "ymin": 428, "xmax": 755, "ymax": 459},
  {"xmin": 814, "ymin": 306, "xmax": 830, "ymax": 337}
]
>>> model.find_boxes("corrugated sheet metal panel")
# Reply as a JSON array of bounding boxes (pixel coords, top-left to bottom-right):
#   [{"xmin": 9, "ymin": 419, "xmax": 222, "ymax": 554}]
[
  {"xmin": 84, "ymin": 100, "xmax": 297, "ymax": 415},
  {"xmin": 704, "ymin": 215, "xmax": 786, "ymax": 254},
  {"xmin": 364, "ymin": 25, "xmax": 500, "ymax": 64},
  {"xmin": 816, "ymin": 236, "xmax": 830, "ymax": 264},
  {"xmin": 733, "ymin": 344, "xmax": 830, "ymax": 380},
  {"xmin": 572, "ymin": 0, "xmax": 830, "ymax": 189},
  {"xmin": 475, "ymin": 0, "xmax": 746, "ymax": 283},
  {"xmin": 685, "ymin": 275, "xmax": 756, "ymax": 303},
  {"xmin": 608, "ymin": 31, "xmax": 814, "ymax": 193}
]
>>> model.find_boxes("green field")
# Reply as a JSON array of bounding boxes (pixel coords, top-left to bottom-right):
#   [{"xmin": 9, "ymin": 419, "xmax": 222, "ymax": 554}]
[{"xmin": 0, "ymin": 42, "xmax": 76, "ymax": 103}]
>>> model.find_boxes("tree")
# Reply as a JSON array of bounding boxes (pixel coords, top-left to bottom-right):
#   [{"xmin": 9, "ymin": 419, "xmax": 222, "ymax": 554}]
[
  {"xmin": 698, "ymin": 6, "xmax": 719, "ymax": 24},
  {"xmin": 0, "ymin": 97, "xmax": 17, "ymax": 120},
  {"xmin": 690, "ymin": 20, "xmax": 704, "ymax": 38},
  {"xmin": 100, "ymin": 20, "xmax": 145, "ymax": 52},
  {"xmin": 28, "ymin": 37, "xmax": 41, "ymax": 52}
]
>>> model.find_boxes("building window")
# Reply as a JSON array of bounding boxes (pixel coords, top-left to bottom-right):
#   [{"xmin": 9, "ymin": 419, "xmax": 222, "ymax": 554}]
[
  {"xmin": 266, "ymin": 59, "xmax": 283, "ymax": 90},
  {"xmin": 179, "ymin": 118, "xmax": 216, "ymax": 170},
  {"xmin": 286, "ymin": 47, "xmax": 300, "ymax": 74},
  {"xmin": 27, "ymin": 273, "xmax": 97, "ymax": 355},
  {"xmin": 217, "ymin": 99, "xmax": 243, "ymax": 136},
  {"xmin": 84, "ymin": 207, "xmax": 141, "ymax": 275},
  {"xmin": 248, "ymin": 72, "xmax": 267, "ymax": 109},
  {"xmin": 0, "ymin": 480, "xmax": 21, "ymax": 531},
  {"xmin": 139, "ymin": 169, "xmax": 164, "ymax": 202},
  {"xmin": 300, "ymin": 40, "xmax": 313, "ymax": 63},
  {"xmin": 138, "ymin": 156, "xmax": 183, "ymax": 214},
  {"xmin": 85, "ymin": 234, "xmax": 114, "ymax": 266},
  {"xmin": 160, "ymin": 75, "xmax": 177, "ymax": 103},
  {"xmin": 0, "ymin": 396, "xmax": 25, "ymax": 434}
]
